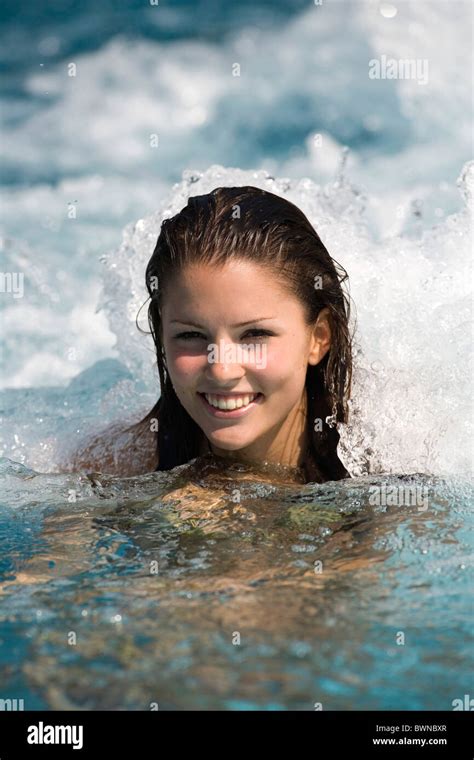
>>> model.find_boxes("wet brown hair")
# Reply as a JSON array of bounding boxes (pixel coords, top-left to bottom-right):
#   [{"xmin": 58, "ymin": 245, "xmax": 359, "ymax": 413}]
[{"xmin": 139, "ymin": 185, "xmax": 353, "ymax": 483}]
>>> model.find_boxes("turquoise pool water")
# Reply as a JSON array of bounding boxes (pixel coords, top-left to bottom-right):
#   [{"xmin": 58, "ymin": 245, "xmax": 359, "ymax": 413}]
[{"xmin": 1, "ymin": 457, "xmax": 472, "ymax": 710}]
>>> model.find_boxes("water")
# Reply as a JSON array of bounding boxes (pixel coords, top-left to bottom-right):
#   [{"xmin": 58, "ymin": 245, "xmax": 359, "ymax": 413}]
[
  {"xmin": 1, "ymin": 0, "xmax": 472, "ymax": 710},
  {"xmin": 0, "ymin": 456, "xmax": 472, "ymax": 709}
]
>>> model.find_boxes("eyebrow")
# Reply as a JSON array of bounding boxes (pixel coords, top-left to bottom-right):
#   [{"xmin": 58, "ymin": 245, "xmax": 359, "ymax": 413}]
[{"xmin": 170, "ymin": 317, "xmax": 276, "ymax": 328}]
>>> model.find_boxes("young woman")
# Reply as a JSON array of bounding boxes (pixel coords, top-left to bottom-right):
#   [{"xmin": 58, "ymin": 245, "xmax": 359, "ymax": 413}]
[{"xmin": 72, "ymin": 186, "xmax": 353, "ymax": 484}]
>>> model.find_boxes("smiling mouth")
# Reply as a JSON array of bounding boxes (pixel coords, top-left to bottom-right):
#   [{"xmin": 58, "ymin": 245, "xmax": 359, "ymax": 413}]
[{"xmin": 197, "ymin": 392, "xmax": 264, "ymax": 411}]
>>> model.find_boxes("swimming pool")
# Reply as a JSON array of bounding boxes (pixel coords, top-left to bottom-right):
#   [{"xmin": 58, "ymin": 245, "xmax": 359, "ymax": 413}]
[{"xmin": 1, "ymin": 456, "xmax": 471, "ymax": 710}]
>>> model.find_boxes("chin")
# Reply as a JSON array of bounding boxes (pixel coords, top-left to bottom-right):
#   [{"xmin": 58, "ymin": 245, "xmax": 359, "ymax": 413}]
[{"xmin": 207, "ymin": 432, "xmax": 253, "ymax": 452}]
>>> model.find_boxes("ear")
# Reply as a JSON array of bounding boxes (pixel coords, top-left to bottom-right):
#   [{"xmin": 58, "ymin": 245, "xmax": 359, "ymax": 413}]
[{"xmin": 308, "ymin": 307, "xmax": 332, "ymax": 366}]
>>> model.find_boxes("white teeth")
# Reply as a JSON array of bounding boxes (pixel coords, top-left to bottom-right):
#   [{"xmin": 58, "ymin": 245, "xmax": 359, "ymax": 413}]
[{"xmin": 204, "ymin": 393, "xmax": 258, "ymax": 410}]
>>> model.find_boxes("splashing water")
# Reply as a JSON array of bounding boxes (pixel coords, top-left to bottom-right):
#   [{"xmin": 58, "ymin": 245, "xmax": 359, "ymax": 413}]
[
  {"xmin": 0, "ymin": 0, "xmax": 472, "ymax": 478},
  {"xmin": 1, "ymin": 160, "xmax": 471, "ymax": 478}
]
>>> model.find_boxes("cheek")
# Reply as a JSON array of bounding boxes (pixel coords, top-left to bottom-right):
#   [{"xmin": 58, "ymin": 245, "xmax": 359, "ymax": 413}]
[
  {"xmin": 169, "ymin": 352, "xmax": 206, "ymax": 384},
  {"xmin": 260, "ymin": 343, "xmax": 306, "ymax": 383}
]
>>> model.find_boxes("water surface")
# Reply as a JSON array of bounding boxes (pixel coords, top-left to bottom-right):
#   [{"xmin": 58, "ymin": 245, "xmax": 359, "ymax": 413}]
[{"xmin": 1, "ymin": 456, "xmax": 471, "ymax": 710}]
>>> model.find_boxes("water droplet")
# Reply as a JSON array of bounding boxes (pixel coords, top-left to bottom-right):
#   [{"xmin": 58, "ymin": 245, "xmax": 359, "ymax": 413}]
[{"xmin": 380, "ymin": 4, "xmax": 398, "ymax": 19}]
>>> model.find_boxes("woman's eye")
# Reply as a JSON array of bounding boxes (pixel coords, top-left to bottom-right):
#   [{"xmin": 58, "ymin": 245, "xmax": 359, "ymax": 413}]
[
  {"xmin": 243, "ymin": 329, "xmax": 272, "ymax": 340},
  {"xmin": 173, "ymin": 329, "xmax": 273, "ymax": 341},
  {"xmin": 174, "ymin": 332, "xmax": 205, "ymax": 340}
]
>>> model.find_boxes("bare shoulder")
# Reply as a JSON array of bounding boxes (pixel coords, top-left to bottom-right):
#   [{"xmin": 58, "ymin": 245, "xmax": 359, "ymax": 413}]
[{"xmin": 68, "ymin": 417, "xmax": 159, "ymax": 477}]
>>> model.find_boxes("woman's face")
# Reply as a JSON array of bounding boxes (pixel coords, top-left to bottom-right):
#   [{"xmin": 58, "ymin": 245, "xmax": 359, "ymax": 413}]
[{"xmin": 161, "ymin": 259, "xmax": 331, "ymax": 465}]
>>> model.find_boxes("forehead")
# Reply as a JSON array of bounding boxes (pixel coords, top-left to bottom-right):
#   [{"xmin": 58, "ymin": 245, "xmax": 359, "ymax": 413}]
[{"xmin": 162, "ymin": 260, "xmax": 301, "ymax": 322}]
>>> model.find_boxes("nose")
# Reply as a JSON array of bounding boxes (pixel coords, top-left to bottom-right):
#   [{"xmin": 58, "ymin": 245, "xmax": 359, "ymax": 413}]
[{"xmin": 204, "ymin": 339, "xmax": 246, "ymax": 385}]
